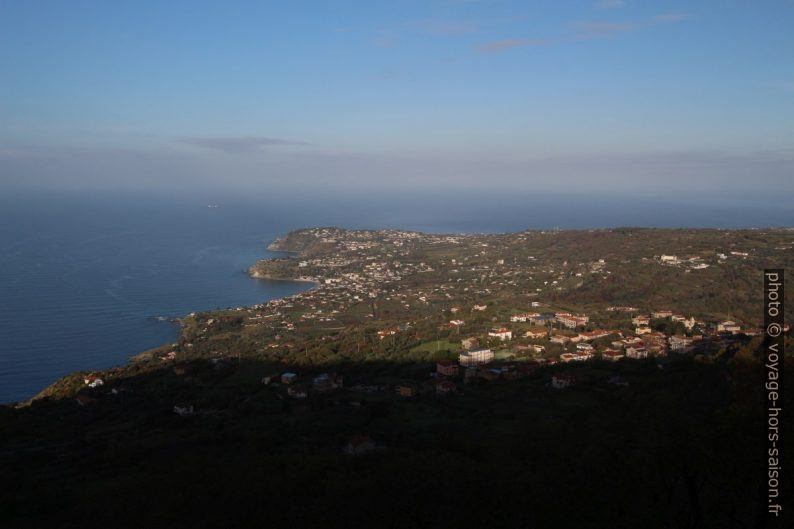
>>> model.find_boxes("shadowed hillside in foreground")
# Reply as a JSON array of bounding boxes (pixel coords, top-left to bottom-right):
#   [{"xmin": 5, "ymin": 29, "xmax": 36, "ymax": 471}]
[{"xmin": 1, "ymin": 341, "xmax": 790, "ymax": 529}]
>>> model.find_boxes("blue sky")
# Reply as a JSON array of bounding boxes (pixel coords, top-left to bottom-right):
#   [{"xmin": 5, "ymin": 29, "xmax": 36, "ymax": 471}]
[{"xmin": 1, "ymin": 0, "xmax": 792, "ymax": 196}]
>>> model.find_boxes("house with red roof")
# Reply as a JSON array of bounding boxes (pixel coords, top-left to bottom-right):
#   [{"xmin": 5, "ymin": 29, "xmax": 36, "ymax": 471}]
[
  {"xmin": 524, "ymin": 327, "xmax": 547, "ymax": 339},
  {"xmin": 556, "ymin": 313, "xmax": 589, "ymax": 329},
  {"xmin": 601, "ymin": 349, "xmax": 625, "ymax": 362},
  {"xmin": 488, "ymin": 328, "xmax": 512, "ymax": 341}
]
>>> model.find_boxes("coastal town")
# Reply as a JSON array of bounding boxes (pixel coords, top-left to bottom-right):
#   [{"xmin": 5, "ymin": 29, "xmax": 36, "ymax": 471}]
[
  {"xmin": 58, "ymin": 226, "xmax": 790, "ymax": 416},
  {"xmin": 4, "ymin": 226, "xmax": 792, "ymax": 527}
]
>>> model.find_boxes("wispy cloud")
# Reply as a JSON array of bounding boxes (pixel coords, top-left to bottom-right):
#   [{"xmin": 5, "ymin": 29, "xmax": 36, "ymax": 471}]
[
  {"xmin": 478, "ymin": 10, "xmax": 689, "ymax": 52},
  {"xmin": 595, "ymin": 0, "xmax": 625, "ymax": 9},
  {"xmin": 573, "ymin": 12, "xmax": 689, "ymax": 40},
  {"xmin": 177, "ymin": 136, "xmax": 307, "ymax": 154},
  {"xmin": 478, "ymin": 38, "xmax": 546, "ymax": 53},
  {"xmin": 371, "ymin": 20, "xmax": 478, "ymax": 49},
  {"xmin": 650, "ymin": 12, "xmax": 690, "ymax": 23},
  {"xmin": 573, "ymin": 20, "xmax": 633, "ymax": 39},
  {"xmin": 413, "ymin": 20, "xmax": 479, "ymax": 35}
]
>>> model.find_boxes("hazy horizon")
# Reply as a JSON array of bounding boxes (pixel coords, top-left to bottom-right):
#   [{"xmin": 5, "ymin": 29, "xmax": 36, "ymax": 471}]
[
  {"xmin": 2, "ymin": 188, "xmax": 792, "ymax": 233},
  {"xmin": 2, "ymin": 1, "xmax": 793, "ymax": 201}
]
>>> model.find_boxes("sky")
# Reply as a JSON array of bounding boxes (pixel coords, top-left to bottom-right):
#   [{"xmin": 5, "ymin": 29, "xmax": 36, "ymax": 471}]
[{"xmin": 1, "ymin": 0, "xmax": 793, "ymax": 199}]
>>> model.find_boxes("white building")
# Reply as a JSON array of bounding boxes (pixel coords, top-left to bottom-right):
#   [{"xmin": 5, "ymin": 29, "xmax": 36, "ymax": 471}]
[
  {"xmin": 488, "ymin": 328, "xmax": 513, "ymax": 341},
  {"xmin": 717, "ymin": 320, "xmax": 741, "ymax": 333},
  {"xmin": 669, "ymin": 335, "xmax": 694, "ymax": 352},
  {"xmin": 510, "ymin": 312, "xmax": 540, "ymax": 323},
  {"xmin": 556, "ymin": 312, "xmax": 589, "ymax": 329},
  {"xmin": 632, "ymin": 315, "xmax": 650, "ymax": 326},
  {"xmin": 625, "ymin": 347, "xmax": 648, "ymax": 359},
  {"xmin": 459, "ymin": 348, "xmax": 494, "ymax": 366}
]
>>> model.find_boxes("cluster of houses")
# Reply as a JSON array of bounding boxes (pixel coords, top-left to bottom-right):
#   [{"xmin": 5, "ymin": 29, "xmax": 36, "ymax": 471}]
[
  {"xmin": 206, "ymin": 228, "xmax": 769, "ymax": 364},
  {"xmin": 427, "ymin": 303, "xmax": 755, "ymax": 391},
  {"xmin": 509, "ymin": 312, "xmax": 545, "ymax": 323},
  {"xmin": 83, "ymin": 374, "xmax": 104, "ymax": 388},
  {"xmin": 657, "ymin": 254, "xmax": 712, "ymax": 270},
  {"xmin": 631, "ymin": 312, "xmax": 696, "ymax": 334},
  {"xmin": 447, "ymin": 304, "xmax": 763, "ymax": 374},
  {"xmin": 150, "ymin": 228, "xmax": 779, "ymax": 413},
  {"xmin": 212, "ymin": 227, "xmax": 765, "ymax": 373}
]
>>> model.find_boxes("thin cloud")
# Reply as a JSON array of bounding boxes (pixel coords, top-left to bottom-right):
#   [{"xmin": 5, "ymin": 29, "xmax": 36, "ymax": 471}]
[
  {"xmin": 413, "ymin": 20, "xmax": 479, "ymax": 35},
  {"xmin": 651, "ymin": 12, "xmax": 690, "ymax": 23},
  {"xmin": 573, "ymin": 20, "xmax": 634, "ymax": 39},
  {"xmin": 573, "ymin": 12, "xmax": 689, "ymax": 40},
  {"xmin": 371, "ymin": 20, "xmax": 478, "ymax": 51},
  {"xmin": 476, "ymin": 11, "xmax": 689, "ymax": 54},
  {"xmin": 596, "ymin": 0, "xmax": 625, "ymax": 9},
  {"xmin": 478, "ymin": 38, "xmax": 546, "ymax": 53},
  {"xmin": 177, "ymin": 136, "xmax": 307, "ymax": 154}
]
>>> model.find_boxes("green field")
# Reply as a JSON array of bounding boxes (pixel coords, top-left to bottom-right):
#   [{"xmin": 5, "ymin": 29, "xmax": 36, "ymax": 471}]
[{"xmin": 410, "ymin": 339, "xmax": 462, "ymax": 354}]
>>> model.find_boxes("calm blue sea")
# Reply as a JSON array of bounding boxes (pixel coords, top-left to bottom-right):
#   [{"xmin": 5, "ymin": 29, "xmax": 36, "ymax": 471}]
[{"xmin": 1, "ymin": 189, "xmax": 791, "ymax": 403}]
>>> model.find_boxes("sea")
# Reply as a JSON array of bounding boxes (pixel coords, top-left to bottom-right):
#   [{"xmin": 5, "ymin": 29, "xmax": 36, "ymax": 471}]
[{"xmin": 1, "ymin": 189, "xmax": 791, "ymax": 403}]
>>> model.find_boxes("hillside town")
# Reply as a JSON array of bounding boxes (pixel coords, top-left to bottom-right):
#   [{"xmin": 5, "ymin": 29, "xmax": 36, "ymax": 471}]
[
  {"xmin": 60, "ymin": 226, "xmax": 787, "ymax": 409},
  {"xmin": 7, "ymin": 226, "xmax": 793, "ymax": 529}
]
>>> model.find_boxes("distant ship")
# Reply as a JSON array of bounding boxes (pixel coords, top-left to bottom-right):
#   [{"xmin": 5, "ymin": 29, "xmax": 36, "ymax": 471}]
[{"xmin": 207, "ymin": 204, "xmax": 220, "ymax": 208}]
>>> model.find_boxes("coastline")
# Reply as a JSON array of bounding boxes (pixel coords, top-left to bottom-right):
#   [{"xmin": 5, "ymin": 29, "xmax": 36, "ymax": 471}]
[
  {"xmin": 15, "ymin": 226, "xmax": 793, "ymax": 407},
  {"xmin": 18, "ymin": 233, "xmax": 314, "ymax": 407},
  {"xmin": 248, "ymin": 269, "xmax": 320, "ymax": 285}
]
